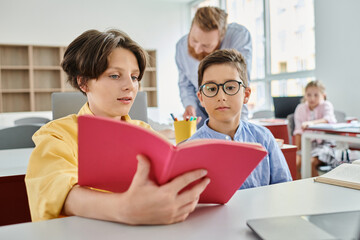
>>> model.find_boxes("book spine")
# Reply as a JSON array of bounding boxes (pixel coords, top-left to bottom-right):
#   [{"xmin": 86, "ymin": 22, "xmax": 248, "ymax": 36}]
[{"xmin": 158, "ymin": 146, "xmax": 176, "ymax": 185}]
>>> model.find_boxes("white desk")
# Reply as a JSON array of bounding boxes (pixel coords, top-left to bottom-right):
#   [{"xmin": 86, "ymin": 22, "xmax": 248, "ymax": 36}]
[
  {"xmin": 301, "ymin": 129, "xmax": 360, "ymax": 178},
  {"xmin": 0, "ymin": 111, "xmax": 52, "ymax": 128},
  {"xmin": 0, "ymin": 148, "xmax": 33, "ymax": 177},
  {"xmin": 0, "ymin": 178, "xmax": 359, "ymax": 239}
]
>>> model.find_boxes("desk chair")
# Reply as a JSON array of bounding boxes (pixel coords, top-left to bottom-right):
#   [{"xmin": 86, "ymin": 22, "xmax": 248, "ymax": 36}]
[
  {"xmin": 0, "ymin": 125, "xmax": 40, "ymax": 150},
  {"xmin": 14, "ymin": 117, "xmax": 50, "ymax": 126},
  {"xmin": 52, "ymin": 91, "xmax": 148, "ymax": 122},
  {"xmin": 52, "ymin": 92, "xmax": 87, "ymax": 120},
  {"xmin": 334, "ymin": 110, "xmax": 346, "ymax": 123},
  {"xmin": 286, "ymin": 113, "xmax": 295, "ymax": 145},
  {"xmin": 252, "ymin": 110, "xmax": 274, "ymax": 119}
]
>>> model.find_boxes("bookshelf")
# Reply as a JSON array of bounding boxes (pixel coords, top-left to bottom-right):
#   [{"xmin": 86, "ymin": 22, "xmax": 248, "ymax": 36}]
[
  {"xmin": 0, "ymin": 44, "xmax": 157, "ymax": 112},
  {"xmin": 141, "ymin": 50, "xmax": 157, "ymax": 107}
]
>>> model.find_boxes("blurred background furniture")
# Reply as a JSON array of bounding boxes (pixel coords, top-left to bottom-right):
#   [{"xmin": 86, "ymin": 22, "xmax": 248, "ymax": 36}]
[
  {"xmin": 301, "ymin": 125, "xmax": 360, "ymax": 178},
  {"xmin": 251, "ymin": 110, "xmax": 274, "ymax": 119},
  {"xmin": 0, "ymin": 148, "xmax": 33, "ymax": 226},
  {"xmin": 0, "ymin": 125, "xmax": 40, "ymax": 150},
  {"xmin": 281, "ymin": 144, "xmax": 298, "ymax": 180},
  {"xmin": 14, "ymin": 117, "xmax": 50, "ymax": 126},
  {"xmin": 334, "ymin": 110, "xmax": 346, "ymax": 123},
  {"xmin": 288, "ymin": 109, "xmax": 352, "ymax": 175},
  {"xmin": 51, "ymin": 92, "xmax": 87, "ymax": 120},
  {"xmin": 52, "ymin": 91, "xmax": 148, "ymax": 123},
  {"xmin": 0, "ymin": 44, "xmax": 157, "ymax": 112},
  {"xmin": 273, "ymin": 96, "xmax": 302, "ymax": 119},
  {"xmin": 286, "ymin": 113, "xmax": 295, "ymax": 145}
]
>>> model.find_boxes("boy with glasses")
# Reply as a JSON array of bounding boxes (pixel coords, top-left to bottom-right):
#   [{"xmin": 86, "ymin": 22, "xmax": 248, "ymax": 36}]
[{"xmin": 188, "ymin": 49, "xmax": 292, "ymax": 189}]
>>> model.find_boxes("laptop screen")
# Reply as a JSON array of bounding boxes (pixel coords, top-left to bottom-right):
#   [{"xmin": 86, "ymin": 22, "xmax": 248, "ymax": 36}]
[{"xmin": 273, "ymin": 96, "xmax": 302, "ymax": 119}]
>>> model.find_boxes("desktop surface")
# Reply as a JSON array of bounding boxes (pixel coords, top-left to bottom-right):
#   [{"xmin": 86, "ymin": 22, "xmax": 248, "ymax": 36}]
[
  {"xmin": 306, "ymin": 122, "xmax": 360, "ymax": 134},
  {"xmin": 1, "ymin": 178, "xmax": 360, "ymax": 239}
]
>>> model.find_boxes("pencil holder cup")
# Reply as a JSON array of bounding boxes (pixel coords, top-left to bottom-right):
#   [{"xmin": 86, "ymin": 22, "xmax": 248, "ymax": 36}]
[{"xmin": 174, "ymin": 120, "xmax": 197, "ymax": 144}]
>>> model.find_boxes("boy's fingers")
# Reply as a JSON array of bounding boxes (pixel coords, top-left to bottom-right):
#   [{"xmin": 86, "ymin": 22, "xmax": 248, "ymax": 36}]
[
  {"xmin": 177, "ymin": 178, "xmax": 210, "ymax": 204},
  {"xmin": 166, "ymin": 169, "xmax": 208, "ymax": 193},
  {"xmin": 132, "ymin": 154, "xmax": 151, "ymax": 186},
  {"xmin": 176, "ymin": 198, "xmax": 199, "ymax": 218}
]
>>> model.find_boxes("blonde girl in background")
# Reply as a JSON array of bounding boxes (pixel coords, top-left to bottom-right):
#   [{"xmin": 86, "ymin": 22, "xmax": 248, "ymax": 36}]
[{"xmin": 293, "ymin": 80, "xmax": 337, "ymax": 178}]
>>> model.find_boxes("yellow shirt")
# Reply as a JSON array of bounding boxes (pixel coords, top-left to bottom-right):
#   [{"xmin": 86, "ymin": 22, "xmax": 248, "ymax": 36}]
[{"xmin": 25, "ymin": 103, "xmax": 151, "ymax": 222}]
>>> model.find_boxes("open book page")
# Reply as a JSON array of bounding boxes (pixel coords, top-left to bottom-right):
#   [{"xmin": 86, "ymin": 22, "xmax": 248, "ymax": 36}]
[
  {"xmin": 78, "ymin": 115, "xmax": 174, "ymax": 193},
  {"xmin": 308, "ymin": 122, "xmax": 360, "ymax": 130},
  {"xmin": 181, "ymin": 138, "xmax": 264, "ymax": 150},
  {"xmin": 352, "ymin": 159, "xmax": 360, "ymax": 165},
  {"xmin": 168, "ymin": 140, "xmax": 267, "ymax": 203},
  {"xmin": 314, "ymin": 163, "xmax": 360, "ymax": 190}
]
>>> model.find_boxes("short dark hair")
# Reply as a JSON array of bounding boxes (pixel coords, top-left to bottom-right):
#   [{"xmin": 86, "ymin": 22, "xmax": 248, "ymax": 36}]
[
  {"xmin": 61, "ymin": 29, "xmax": 148, "ymax": 93},
  {"xmin": 192, "ymin": 7, "xmax": 228, "ymax": 39},
  {"xmin": 198, "ymin": 49, "xmax": 248, "ymax": 88}
]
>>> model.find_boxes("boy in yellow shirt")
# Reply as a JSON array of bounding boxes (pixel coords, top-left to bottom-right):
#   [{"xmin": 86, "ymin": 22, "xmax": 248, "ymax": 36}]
[{"xmin": 25, "ymin": 29, "xmax": 210, "ymax": 225}]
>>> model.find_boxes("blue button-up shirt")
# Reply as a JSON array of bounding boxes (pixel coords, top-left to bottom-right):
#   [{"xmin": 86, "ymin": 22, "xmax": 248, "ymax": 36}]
[{"xmin": 188, "ymin": 119, "xmax": 292, "ymax": 189}]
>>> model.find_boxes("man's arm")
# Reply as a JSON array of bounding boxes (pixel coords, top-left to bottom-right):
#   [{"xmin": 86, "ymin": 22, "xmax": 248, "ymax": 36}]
[
  {"xmin": 229, "ymin": 24, "xmax": 253, "ymax": 80},
  {"xmin": 175, "ymin": 40, "xmax": 199, "ymax": 112}
]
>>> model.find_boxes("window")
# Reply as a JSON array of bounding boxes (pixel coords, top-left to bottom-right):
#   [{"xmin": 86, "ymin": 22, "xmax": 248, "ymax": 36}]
[
  {"xmin": 191, "ymin": 0, "xmax": 315, "ymax": 113},
  {"xmin": 227, "ymin": 0, "xmax": 265, "ymax": 80},
  {"xmin": 269, "ymin": 0, "xmax": 315, "ymax": 75},
  {"xmin": 191, "ymin": 0, "xmax": 220, "ymax": 18},
  {"xmin": 271, "ymin": 77, "xmax": 314, "ymax": 97}
]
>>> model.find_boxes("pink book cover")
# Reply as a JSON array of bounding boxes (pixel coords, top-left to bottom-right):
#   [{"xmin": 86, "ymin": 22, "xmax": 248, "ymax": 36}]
[{"xmin": 78, "ymin": 115, "xmax": 267, "ymax": 204}]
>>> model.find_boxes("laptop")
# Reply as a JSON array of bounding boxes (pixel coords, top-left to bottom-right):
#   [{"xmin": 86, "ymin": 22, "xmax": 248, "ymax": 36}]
[
  {"xmin": 247, "ymin": 210, "xmax": 360, "ymax": 240},
  {"xmin": 52, "ymin": 91, "xmax": 148, "ymax": 123},
  {"xmin": 273, "ymin": 96, "xmax": 302, "ymax": 119}
]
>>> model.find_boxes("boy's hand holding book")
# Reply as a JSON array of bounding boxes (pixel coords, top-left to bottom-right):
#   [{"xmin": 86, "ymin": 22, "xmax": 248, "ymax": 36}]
[{"xmin": 121, "ymin": 154, "xmax": 210, "ymax": 225}]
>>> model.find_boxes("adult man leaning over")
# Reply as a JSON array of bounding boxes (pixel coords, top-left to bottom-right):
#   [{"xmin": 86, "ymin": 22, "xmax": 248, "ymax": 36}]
[{"xmin": 176, "ymin": 6, "xmax": 252, "ymax": 127}]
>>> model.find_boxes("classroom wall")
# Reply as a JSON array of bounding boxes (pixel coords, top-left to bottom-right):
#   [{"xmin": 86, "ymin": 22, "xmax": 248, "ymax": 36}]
[
  {"xmin": 315, "ymin": 0, "xmax": 360, "ymax": 119},
  {"xmin": 0, "ymin": 0, "xmax": 190, "ymax": 115},
  {"xmin": 1, "ymin": 0, "xmax": 359, "ymax": 119}
]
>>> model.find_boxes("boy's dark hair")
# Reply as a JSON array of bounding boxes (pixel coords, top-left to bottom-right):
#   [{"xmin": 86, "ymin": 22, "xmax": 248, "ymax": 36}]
[
  {"xmin": 198, "ymin": 49, "xmax": 248, "ymax": 88},
  {"xmin": 61, "ymin": 29, "xmax": 148, "ymax": 93},
  {"xmin": 192, "ymin": 7, "xmax": 228, "ymax": 40}
]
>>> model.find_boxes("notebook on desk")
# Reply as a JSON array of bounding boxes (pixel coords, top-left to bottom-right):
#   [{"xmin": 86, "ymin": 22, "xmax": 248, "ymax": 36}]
[
  {"xmin": 247, "ymin": 210, "xmax": 360, "ymax": 240},
  {"xmin": 307, "ymin": 122, "xmax": 360, "ymax": 130}
]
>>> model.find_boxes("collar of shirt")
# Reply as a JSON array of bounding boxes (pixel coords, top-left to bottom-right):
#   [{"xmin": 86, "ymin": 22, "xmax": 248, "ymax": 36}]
[
  {"xmin": 77, "ymin": 102, "xmax": 132, "ymax": 121},
  {"xmin": 201, "ymin": 118, "xmax": 244, "ymax": 141}
]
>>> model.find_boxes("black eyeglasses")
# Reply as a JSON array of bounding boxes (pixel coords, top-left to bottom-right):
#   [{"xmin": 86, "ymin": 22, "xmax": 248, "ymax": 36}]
[{"xmin": 199, "ymin": 80, "xmax": 246, "ymax": 98}]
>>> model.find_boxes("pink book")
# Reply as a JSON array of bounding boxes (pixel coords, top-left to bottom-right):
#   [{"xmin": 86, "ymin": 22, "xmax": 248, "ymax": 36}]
[{"xmin": 78, "ymin": 115, "xmax": 267, "ymax": 204}]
